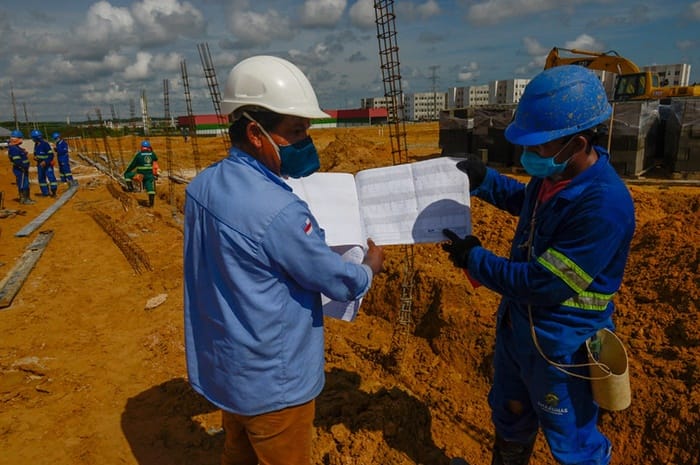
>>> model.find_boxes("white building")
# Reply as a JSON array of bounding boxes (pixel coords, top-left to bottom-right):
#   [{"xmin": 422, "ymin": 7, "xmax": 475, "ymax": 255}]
[
  {"xmin": 404, "ymin": 92, "xmax": 447, "ymax": 121},
  {"xmin": 641, "ymin": 64, "xmax": 692, "ymax": 86},
  {"xmin": 488, "ymin": 79, "xmax": 530, "ymax": 105},
  {"xmin": 361, "ymin": 96, "xmax": 397, "ymax": 109},
  {"xmin": 448, "ymin": 85, "xmax": 489, "ymax": 108}
]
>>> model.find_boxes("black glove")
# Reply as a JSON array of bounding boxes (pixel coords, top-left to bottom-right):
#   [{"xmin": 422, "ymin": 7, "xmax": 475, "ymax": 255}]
[
  {"xmin": 456, "ymin": 155, "xmax": 486, "ymax": 190},
  {"xmin": 442, "ymin": 229, "xmax": 481, "ymax": 268}
]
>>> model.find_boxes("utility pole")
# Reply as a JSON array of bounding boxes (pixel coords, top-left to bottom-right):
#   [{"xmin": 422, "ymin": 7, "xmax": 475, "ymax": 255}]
[
  {"xmin": 10, "ymin": 83, "xmax": 19, "ymax": 130},
  {"xmin": 429, "ymin": 65, "xmax": 440, "ymax": 121},
  {"xmin": 22, "ymin": 103, "xmax": 31, "ymax": 136},
  {"xmin": 140, "ymin": 89, "xmax": 150, "ymax": 137}
]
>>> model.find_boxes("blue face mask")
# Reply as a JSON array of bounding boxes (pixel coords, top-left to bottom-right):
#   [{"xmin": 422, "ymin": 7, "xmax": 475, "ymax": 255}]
[
  {"xmin": 245, "ymin": 112, "xmax": 320, "ymax": 179},
  {"xmin": 519, "ymin": 138, "xmax": 574, "ymax": 178},
  {"xmin": 278, "ymin": 136, "xmax": 320, "ymax": 178}
]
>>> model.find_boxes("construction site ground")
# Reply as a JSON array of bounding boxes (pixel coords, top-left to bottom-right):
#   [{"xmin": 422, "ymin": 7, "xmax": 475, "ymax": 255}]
[{"xmin": 0, "ymin": 122, "xmax": 698, "ymax": 465}]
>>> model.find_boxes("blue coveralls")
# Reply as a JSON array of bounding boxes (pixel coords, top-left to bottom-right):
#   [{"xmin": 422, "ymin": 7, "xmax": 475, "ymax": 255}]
[
  {"xmin": 54, "ymin": 137, "xmax": 74, "ymax": 183},
  {"xmin": 33, "ymin": 138, "xmax": 58, "ymax": 196},
  {"xmin": 183, "ymin": 147, "xmax": 373, "ymax": 416},
  {"xmin": 467, "ymin": 149, "xmax": 635, "ymax": 465},
  {"xmin": 8, "ymin": 142, "xmax": 31, "ymax": 194}
]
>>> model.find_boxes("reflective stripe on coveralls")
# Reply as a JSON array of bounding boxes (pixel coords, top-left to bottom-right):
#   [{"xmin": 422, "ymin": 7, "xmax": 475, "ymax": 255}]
[{"xmin": 537, "ymin": 248, "xmax": 616, "ymax": 311}]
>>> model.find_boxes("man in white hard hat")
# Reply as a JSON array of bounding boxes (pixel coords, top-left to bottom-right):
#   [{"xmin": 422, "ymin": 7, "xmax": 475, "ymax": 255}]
[{"xmin": 183, "ymin": 55, "xmax": 384, "ymax": 465}]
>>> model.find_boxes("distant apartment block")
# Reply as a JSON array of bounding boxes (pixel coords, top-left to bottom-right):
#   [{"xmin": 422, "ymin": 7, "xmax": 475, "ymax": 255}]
[
  {"xmin": 447, "ymin": 79, "xmax": 529, "ymax": 110},
  {"xmin": 404, "ymin": 92, "xmax": 448, "ymax": 121},
  {"xmin": 488, "ymin": 79, "xmax": 530, "ymax": 105},
  {"xmin": 361, "ymin": 96, "xmax": 398, "ymax": 109},
  {"xmin": 448, "ymin": 84, "xmax": 489, "ymax": 108},
  {"xmin": 642, "ymin": 64, "xmax": 692, "ymax": 86},
  {"xmin": 362, "ymin": 61, "xmax": 693, "ymax": 121}
]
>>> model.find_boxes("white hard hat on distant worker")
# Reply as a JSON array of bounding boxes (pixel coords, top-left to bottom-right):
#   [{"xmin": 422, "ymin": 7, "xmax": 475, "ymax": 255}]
[{"xmin": 220, "ymin": 55, "xmax": 330, "ymax": 120}]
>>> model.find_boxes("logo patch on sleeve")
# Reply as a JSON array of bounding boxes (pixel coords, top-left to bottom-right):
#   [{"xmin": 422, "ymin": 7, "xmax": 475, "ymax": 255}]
[{"xmin": 303, "ymin": 217, "xmax": 313, "ymax": 235}]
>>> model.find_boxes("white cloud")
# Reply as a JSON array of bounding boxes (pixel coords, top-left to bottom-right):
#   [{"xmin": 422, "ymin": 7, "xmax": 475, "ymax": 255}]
[
  {"xmin": 349, "ymin": 0, "xmax": 375, "ymax": 28},
  {"xmin": 398, "ymin": 0, "xmax": 441, "ymax": 19},
  {"xmin": 81, "ymin": 82, "xmax": 133, "ymax": 105},
  {"xmin": 131, "ymin": 0, "xmax": 206, "ymax": 42},
  {"xmin": 417, "ymin": 0, "xmax": 441, "ymax": 18},
  {"xmin": 563, "ymin": 34, "xmax": 605, "ymax": 51},
  {"xmin": 227, "ymin": 8, "xmax": 293, "ymax": 47},
  {"xmin": 467, "ymin": 0, "xmax": 610, "ymax": 25},
  {"xmin": 80, "ymin": 1, "xmax": 135, "ymax": 43},
  {"xmin": 151, "ymin": 52, "xmax": 184, "ymax": 71},
  {"xmin": 689, "ymin": 2, "xmax": 700, "ymax": 20},
  {"xmin": 523, "ymin": 37, "xmax": 548, "ymax": 56},
  {"xmin": 676, "ymin": 40, "xmax": 694, "ymax": 50},
  {"xmin": 78, "ymin": 0, "xmax": 205, "ymax": 49},
  {"xmin": 123, "ymin": 52, "xmax": 154, "ymax": 80},
  {"xmin": 300, "ymin": 0, "xmax": 347, "ymax": 27}
]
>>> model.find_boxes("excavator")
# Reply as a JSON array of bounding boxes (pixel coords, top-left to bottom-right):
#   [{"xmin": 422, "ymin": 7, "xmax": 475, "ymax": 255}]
[{"xmin": 544, "ymin": 47, "xmax": 700, "ymax": 101}]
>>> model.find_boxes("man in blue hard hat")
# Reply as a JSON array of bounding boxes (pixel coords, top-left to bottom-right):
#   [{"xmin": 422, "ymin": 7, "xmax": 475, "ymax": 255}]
[
  {"xmin": 52, "ymin": 132, "xmax": 77, "ymax": 187},
  {"xmin": 31, "ymin": 129, "xmax": 58, "ymax": 197},
  {"xmin": 7, "ymin": 130, "xmax": 36, "ymax": 204},
  {"xmin": 443, "ymin": 65, "xmax": 635, "ymax": 465}
]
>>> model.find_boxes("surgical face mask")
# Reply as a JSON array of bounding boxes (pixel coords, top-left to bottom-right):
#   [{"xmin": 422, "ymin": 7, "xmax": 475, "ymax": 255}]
[
  {"xmin": 519, "ymin": 138, "xmax": 575, "ymax": 178},
  {"xmin": 277, "ymin": 136, "xmax": 320, "ymax": 178},
  {"xmin": 244, "ymin": 112, "xmax": 320, "ymax": 178}
]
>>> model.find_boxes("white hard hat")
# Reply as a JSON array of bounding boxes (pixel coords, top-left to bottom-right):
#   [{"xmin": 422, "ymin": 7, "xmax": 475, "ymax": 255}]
[{"xmin": 220, "ymin": 55, "xmax": 330, "ymax": 119}]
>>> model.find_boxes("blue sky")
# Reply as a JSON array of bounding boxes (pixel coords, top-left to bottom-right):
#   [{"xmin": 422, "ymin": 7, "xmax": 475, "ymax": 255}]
[{"xmin": 1, "ymin": 0, "xmax": 698, "ymax": 122}]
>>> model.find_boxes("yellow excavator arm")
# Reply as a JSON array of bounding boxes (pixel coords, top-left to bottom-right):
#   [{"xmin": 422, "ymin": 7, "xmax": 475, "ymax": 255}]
[
  {"xmin": 544, "ymin": 47, "xmax": 664, "ymax": 101},
  {"xmin": 544, "ymin": 47, "xmax": 641, "ymax": 75}
]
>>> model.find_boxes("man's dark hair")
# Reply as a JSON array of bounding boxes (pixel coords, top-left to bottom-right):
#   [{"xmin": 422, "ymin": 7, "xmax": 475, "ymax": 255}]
[{"xmin": 228, "ymin": 109, "xmax": 284, "ymax": 143}]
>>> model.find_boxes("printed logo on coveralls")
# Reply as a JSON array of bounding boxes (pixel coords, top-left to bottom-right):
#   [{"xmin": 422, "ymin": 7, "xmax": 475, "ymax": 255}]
[{"xmin": 538, "ymin": 393, "xmax": 569, "ymax": 416}]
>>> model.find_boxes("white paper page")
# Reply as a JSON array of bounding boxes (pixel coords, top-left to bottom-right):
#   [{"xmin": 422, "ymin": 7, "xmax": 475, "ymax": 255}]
[
  {"xmin": 320, "ymin": 245, "xmax": 366, "ymax": 321},
  {"xmin": 354, "ymin": 156, "xmax": 471, "ymax": 245},
  {"xmin": 286, "ymin": 172, "xmax": 366, "ymax": 248}
]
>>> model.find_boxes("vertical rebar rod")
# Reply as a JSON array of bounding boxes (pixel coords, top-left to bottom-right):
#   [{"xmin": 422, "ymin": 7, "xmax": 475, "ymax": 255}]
[{"xmin": 374, "ymin": 0, "xmax": 415, "ymax": 366}]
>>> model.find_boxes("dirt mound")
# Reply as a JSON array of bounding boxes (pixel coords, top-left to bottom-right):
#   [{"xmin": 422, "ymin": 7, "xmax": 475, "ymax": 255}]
[{"xmin": 0, "ymin": 124, "xmax": 698, "ymax": 465}]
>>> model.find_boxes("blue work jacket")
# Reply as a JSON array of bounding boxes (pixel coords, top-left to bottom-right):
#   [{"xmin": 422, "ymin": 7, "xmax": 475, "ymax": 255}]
[
  {"xmin": 8, "ymin": 143, "xmax": 31, "ymax": 170},
  {"xmin": 183, "ymin": 147, "xmax": 372, "ymax": 415},
  {"xmin": 468, "ymin": 149, "xmax": 635, "ymax": 357},
  {"xmin": 33, "ymin": 139, "xmax": 54, "ymax": 163},
  {"xmin": 55, "ymin": 139, "xmax": 69, "ymax": 160}
]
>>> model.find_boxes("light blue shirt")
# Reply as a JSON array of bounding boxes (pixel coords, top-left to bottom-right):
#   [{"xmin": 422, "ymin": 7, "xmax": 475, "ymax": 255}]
[{"xmin": 184, "ymin": 147, "xmax": 372, "ymax": 415}]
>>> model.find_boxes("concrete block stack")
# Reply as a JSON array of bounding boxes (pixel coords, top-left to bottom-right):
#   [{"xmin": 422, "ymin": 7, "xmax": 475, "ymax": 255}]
[
  {"xmin": 608, "ymin": 100, "xmax": 661, "ymax": 176},
  {"xmin": 663, "ymin": 98, "xmax": 700, "ymax": 175}
]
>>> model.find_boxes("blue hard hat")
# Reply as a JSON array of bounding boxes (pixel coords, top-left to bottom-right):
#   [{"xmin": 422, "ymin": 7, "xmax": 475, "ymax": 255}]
[
  {"xmin": 30, "ymin": 129, "xmax": 43, "ymax": 139},
  {"xmin": 141, "ymin": 140, "xmax": 151, "ymax": 148},
  {"xmin": 505, "ymin": 65, "xmax": 612, "ymax": 146},
  {"xmin": 52, "ymin": 132, "xmax": 60, "ymax": 140},
  {"xmin": 11, "ymin": 130, "xmax": 23, "ymax": 138}
]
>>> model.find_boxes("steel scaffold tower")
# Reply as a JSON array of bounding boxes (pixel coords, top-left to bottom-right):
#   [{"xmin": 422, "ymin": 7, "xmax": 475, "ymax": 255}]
[
  {"xmin": 180, "ymin": 59, "xmax": 202, "ymax": 174},
  {"xmin": 374, "ymin": 0, "xmax": 415, "ymax": 366},
  {"xmin": 198, "ymin": 42, "xmax": 231, "ymax": 150},
  {"xmin": 163, "ymin": 79, "xmax": 175, "ymax": 208}
]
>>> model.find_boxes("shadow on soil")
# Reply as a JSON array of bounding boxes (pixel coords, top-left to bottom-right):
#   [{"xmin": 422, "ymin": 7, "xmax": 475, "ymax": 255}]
[
  {"xmin": 122, "ymin": 377, "xmax": 223, "ymax": 465},
  {"xmin": 315, "ymin": 367, "xmax": 451, "ymax": 465}
]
